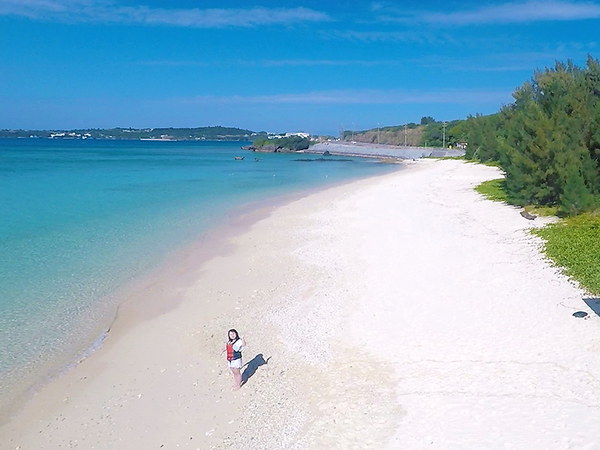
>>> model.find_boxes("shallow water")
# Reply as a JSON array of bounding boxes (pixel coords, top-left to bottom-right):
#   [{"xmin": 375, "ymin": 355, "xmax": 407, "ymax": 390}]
[{"xmin": 0, "ymin": 138, "xmax": 397, "ymax": 413}]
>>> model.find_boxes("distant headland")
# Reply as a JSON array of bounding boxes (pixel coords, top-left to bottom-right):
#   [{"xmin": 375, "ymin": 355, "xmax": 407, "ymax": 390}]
[{"xmin": 0, "ymin": 126, "xmax": 263, "ymax": 141}]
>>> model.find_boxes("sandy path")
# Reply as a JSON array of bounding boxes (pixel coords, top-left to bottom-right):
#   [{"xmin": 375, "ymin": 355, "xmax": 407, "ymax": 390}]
[{"xmin": 2, "ymin": 159, "xmax": 599, "ymax": 449}]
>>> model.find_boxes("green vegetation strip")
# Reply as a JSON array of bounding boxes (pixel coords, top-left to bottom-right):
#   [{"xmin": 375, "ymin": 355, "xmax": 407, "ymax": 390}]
[
  {"xmin": 476, "ymin": 178, "xmax": 600, "ymax": 295},
  {"xmin": 533, "ymin": 214, "xmax": 600, "ymax": 296},
  {"xmin": 475, "ymin": 178, "xmax": 509, "ymax": 203}
]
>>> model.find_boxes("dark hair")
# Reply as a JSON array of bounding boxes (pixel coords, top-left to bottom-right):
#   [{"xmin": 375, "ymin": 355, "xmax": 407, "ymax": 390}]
[{"xmin": 228, "ymin": 328, "xmax": 239, "ymax": 342}]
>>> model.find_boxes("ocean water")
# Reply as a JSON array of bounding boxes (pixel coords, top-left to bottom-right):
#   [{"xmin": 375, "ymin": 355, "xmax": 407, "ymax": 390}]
[{"xmin": 0, "ymin": 138, "xmax": 397, "ymax": 412}]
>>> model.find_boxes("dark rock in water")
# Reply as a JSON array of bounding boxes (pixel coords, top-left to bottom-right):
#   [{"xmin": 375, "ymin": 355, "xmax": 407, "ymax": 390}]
[
  {"xmin": 240, "ymin": 145, "xmax": 254, "ymax": 150},
  {"xmin": 252, "ymin": 144, "xmax": 284, "ymax": 153},
  {"xmin": 323, "ymin": 150, "xmax": 331, "ymax": 156},
  {"xmin": 520, "ymin": 210, "xmax": 537, "ymax": 220},
  {"xmin": 573, "ymin": 311, "xmax": 588, "ymax": 318}
]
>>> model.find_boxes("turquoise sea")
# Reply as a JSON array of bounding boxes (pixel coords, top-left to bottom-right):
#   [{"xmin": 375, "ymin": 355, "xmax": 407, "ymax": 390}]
[{"xmin": 0, "ymin": 139, "xmax": 397, "ymax": 413}]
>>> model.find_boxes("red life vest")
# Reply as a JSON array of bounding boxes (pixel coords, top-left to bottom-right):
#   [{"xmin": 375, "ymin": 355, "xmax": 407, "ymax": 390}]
[{"xmin": 226, "ymin": 339, "xmax": 242, "ymax": 361}]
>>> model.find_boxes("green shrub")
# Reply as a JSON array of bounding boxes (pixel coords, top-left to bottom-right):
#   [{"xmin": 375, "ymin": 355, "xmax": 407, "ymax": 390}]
[{"xmin": 465, "ymin": 57, "xmax": 600, "ymax": 216}]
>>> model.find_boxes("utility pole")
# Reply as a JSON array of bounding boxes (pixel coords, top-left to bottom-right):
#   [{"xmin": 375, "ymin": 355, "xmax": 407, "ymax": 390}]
[
  {"xmin": 442, "ymin": 121, "xmax": 447, "ymax": 148},
  {"xmin": 377, "ymin": 123, "xmax": 380, "ymax": 145},
  {"xmin": 404, "ymin": 124, "xmax": 408, "ymax": 146}
]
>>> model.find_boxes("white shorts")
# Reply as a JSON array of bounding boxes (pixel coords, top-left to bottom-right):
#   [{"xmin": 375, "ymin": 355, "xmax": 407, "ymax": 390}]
[{"xmin": 228, "ymin": 358, "xmax": 242, "ymax": 369}]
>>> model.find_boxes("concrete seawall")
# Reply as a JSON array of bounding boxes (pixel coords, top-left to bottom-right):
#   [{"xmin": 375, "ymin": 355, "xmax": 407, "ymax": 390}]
[{"xmin": 308, "ymin": 142, "xmax": 465, "ymax": 159}]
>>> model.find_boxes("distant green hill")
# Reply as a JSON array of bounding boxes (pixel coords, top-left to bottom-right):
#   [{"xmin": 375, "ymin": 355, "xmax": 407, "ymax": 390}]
[
  {"xmin": 0, "ymin": 126, "xmax": 264, "ymax": 141},
  {"xmin": 342, "ymin": 123, "xmax": 424, "ymax": 146},
  {"xmin": 342, "ymin": 117, "xmax": 467, "ymax": 148}
]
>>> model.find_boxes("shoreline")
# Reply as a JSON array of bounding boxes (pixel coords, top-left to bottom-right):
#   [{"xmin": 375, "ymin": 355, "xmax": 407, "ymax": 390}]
[
  {"xmin": 2, "ymin": 159, "xmax": 599, "ymax": 449},
  {"xmin": 0, "ymin": 162, "xmax": 406, "ymax": 427}
]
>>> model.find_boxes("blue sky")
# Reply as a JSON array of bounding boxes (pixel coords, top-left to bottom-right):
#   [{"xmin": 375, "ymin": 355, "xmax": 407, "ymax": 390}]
[{"xmin": 0, "ymin": 1, "xmax": 599, "ymax": 135}]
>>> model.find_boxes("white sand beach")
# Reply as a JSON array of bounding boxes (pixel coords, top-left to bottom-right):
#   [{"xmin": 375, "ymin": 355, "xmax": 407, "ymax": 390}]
[{"xmin": 2, "ymin": 159, "xmax": 599, "ymax": 449}]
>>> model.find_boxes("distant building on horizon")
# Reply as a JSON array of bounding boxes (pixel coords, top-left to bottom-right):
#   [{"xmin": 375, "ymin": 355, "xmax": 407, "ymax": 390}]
[{"xmin": 284, "ymin": 132, "xmax": 310, "ymax": 139}]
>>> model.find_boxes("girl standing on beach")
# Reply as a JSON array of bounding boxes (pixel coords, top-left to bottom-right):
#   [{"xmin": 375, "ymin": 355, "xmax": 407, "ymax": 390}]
[{"xmin": 226, "ymin": 329, "xmax": 245, "ymax": 390}]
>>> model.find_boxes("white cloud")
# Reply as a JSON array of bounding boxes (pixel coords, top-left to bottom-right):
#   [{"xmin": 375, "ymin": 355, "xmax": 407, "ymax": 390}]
[
  {"xmin": 323, "ymin": 29, "xmax": 457, "ymax": 44},
  {"xmin": 379, "ymin": 1, "xmax": 600, "ymax": 26},
  {"xmin": 433, "ymin": 1, "xmax": 600, "ymax": 24},
  {"xmin": 415, "ymin": 50, "xmax": 589, "ymax": 72},
  {"xmin": 260, "ymin": 59, "xmax": 394, "ymax": 67},
  {"xmin": 0, "ymin": 0, "xmax": 331, "ymax": 27},
  {"xmin": 137, "ymin": 59, "xmax": 405, "ymax": 68},
  {"xmin": 182, "ymin": 89, "xmax": 511, "ymax": 105},
  {"xmin": 0, "ymin": 0, "xmax": 78, "ymax": 17}
]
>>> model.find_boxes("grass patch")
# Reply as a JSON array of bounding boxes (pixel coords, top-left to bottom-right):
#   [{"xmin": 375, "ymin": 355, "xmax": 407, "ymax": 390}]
[
  {"xmin": 524, "ymin": 204, "xmax": 559, "ymax": 217},
  {"xmin": 475, "ymin": 180, "xmax": 559, "ymax": 216},
  {"xmin": 533, "ymin": 213, "xmax": 600, "ymax": 295},
  {"xmin": 475, "ymin": 178, "xmax": 509, "ymax": 203}
]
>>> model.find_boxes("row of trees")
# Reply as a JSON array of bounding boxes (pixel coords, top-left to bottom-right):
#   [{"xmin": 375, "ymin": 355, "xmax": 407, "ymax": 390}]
[
  {"xmin": 466, "ymin": 56, "xmax": 600, "ymax": 215},
  {"xmin": 421, "ymin": 120, "xmax": 466, "ymax": 148}
]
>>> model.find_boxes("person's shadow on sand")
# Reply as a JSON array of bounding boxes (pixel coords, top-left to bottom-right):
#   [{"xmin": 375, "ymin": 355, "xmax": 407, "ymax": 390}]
[{"xmin": 241, "ymin": 353, "xmax": 271, "ymax": 386}]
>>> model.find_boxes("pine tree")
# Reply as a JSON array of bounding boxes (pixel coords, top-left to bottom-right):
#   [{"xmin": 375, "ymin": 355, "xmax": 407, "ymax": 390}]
[
  {"xmin": 583, "ymin": 56, "xmax": 600, "ymax": 186},
  {"xmin": 503, "ymin": 84, "xmax": 556, "ymax": 205},
  {"xmin": 559, "ymin": 157, "xmax": 596, "ymax": 215},
  {"xmin": 465, "ymin": 56, "xmax": 600, "ymax": 214},
  {"xmin": 465, "ymin": 115, "xmax": 484, "ymax": 159}
]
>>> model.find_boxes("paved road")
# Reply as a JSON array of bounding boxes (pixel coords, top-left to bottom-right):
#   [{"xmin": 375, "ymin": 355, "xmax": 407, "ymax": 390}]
[{"xmin": 308, "ymin": 142, "xmax": 465, "ymax": 159}]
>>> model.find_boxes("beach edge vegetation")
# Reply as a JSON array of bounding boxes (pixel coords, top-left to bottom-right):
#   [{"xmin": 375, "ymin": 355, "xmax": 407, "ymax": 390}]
[
  {"xmin": 474, "ymin": 178, "xmax": 509, "ymax": 203},
  {"xmin": 465, "ymin": 56, "xmax": 600, "ymax": 217},
  {"xmin": 533, "ymin": 214, "xmax": 600, "ymax": 296},
  {"xmin": 466, "ymin": 56, "xmax": 600, "ymax": 296},
  {"xmin": 475, "ymin": 177, "xmax": 600, "ymax": 296}
]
